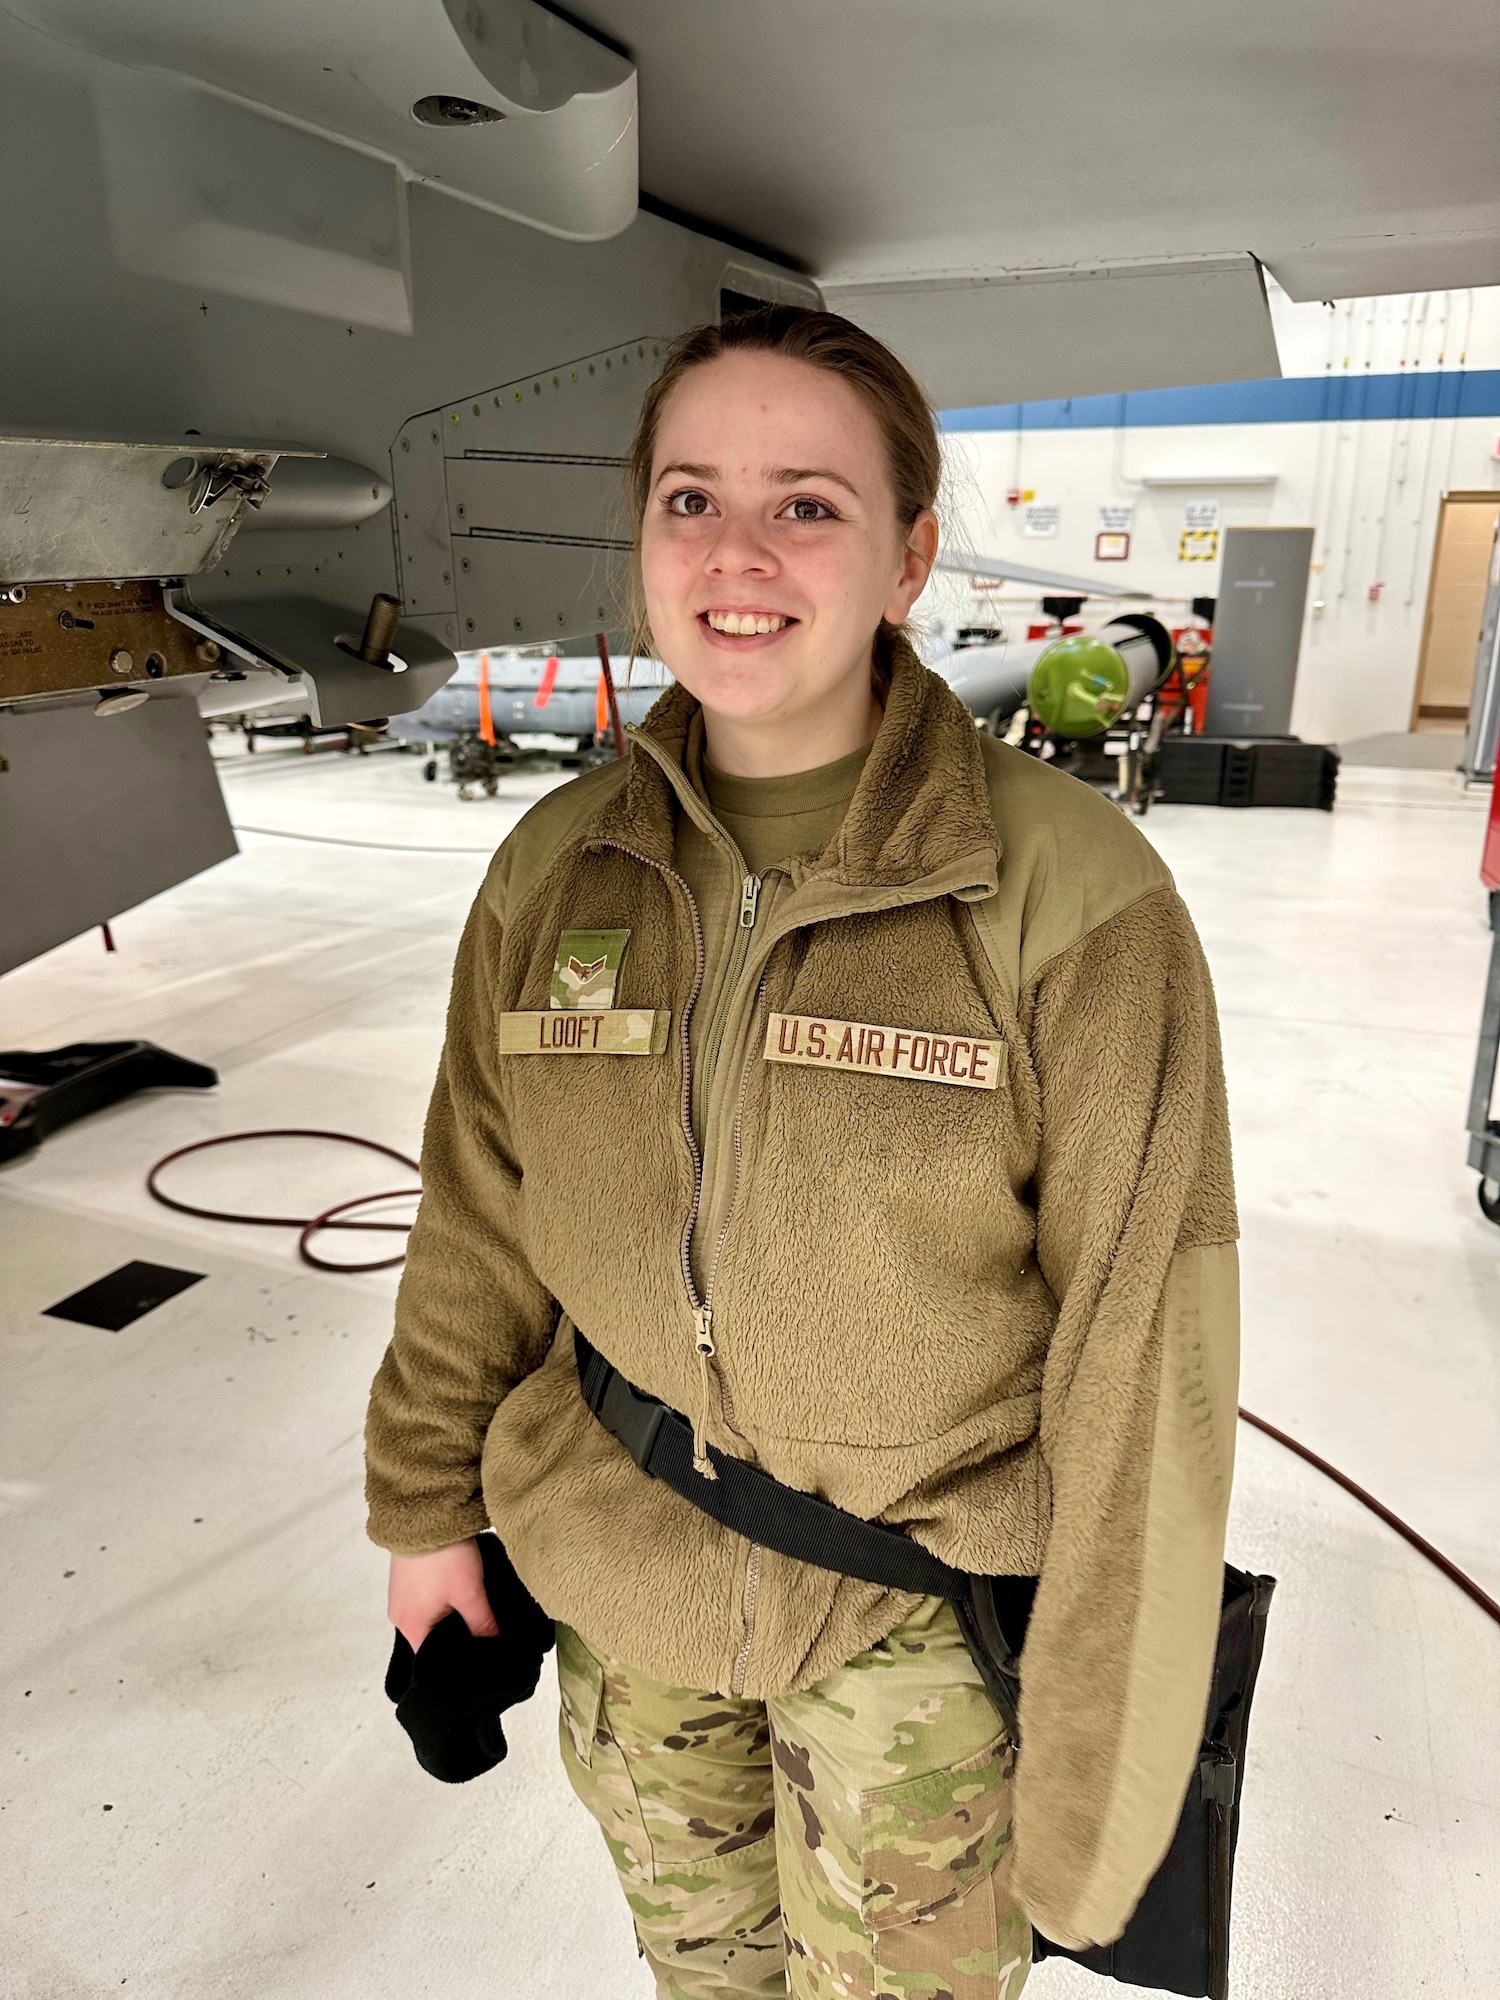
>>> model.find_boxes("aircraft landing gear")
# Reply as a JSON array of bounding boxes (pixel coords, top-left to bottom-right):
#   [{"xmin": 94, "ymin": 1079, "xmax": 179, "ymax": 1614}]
[{"xmin": 449, "ymin": 730, "xmax": 515, "ymax": 799}]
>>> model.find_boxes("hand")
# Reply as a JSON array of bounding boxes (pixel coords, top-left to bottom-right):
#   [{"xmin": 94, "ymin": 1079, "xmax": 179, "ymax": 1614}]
[{"xmin": 388, "ymin": 1538, "xmax": 499, "ymax": 1651}]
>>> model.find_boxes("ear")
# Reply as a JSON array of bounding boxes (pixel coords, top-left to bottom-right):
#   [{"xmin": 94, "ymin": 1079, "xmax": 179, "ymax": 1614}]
[{"xmin": 883, "ymin": 508, "xmax": 940, "ymax": 626}]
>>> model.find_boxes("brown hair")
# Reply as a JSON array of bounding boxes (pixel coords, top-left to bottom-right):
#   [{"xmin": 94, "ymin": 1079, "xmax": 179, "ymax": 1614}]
[{"xmin": 622, "ymin": 305, "xmax": 940, "ymax": 675}]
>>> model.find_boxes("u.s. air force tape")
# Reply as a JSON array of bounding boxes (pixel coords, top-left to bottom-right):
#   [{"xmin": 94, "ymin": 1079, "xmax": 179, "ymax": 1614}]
[
  {"xmin": 764, "ymin": 1013, "xmax": 1005, "ymax": 1090},
  {"xmin": 499, "ymin": 1009, "xmax": 671, "ymax": 1056}
]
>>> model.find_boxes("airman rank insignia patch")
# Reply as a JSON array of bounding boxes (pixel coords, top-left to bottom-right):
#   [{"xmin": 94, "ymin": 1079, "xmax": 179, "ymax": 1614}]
[
  {"xmin": 764, "ymin": 1012, "xmax": 1005, "ymax": 1091},
  {"xmin": 499, "ymin": 1008, "xmax": 670, "ymax": 1057},
  {"xmin": 551, "ymin": 928, "xmax": 630, "ymax": 1010}
]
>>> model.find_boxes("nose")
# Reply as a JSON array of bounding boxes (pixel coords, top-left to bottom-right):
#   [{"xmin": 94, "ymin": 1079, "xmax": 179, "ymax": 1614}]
[{"xmin": 703, "ymin": 506, "xmax": 779, "ymax": 579}]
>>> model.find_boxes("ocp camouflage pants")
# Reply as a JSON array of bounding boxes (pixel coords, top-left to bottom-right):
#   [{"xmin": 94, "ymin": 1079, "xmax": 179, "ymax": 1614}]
[{"xmin": 556, "ymin": 1594, "xmax": 1032, "ymax": 2000}]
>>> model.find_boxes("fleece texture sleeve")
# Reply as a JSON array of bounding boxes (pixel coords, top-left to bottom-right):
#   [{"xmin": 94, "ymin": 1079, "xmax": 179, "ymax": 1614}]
[
  {"xmin": 1011, "ymin": 884, "xmax": 1240, "ymax": 1951},
  {"xmin": 364, "ymin": 860, "xmax": 558, "ymax": 1556}
]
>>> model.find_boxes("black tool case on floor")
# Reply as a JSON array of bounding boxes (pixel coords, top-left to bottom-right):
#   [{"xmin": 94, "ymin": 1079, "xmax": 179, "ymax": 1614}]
[{"xmin": 1157, "ymin": 737, "xmax": 1339, "ymax": 809}]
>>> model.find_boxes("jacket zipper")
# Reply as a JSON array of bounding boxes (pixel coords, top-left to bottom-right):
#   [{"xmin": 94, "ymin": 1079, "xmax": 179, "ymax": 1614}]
[
  {"xmin": 690, "ymin": 869, "xmax": 763, "ymax": 1426},
  {"xmin": 710, "ymin": 963, "xmax": 772, "ymax": 1691},
  {"xmin": 593, "ymin": 835, "xmax": 771, "ymax": 1694},
  {"xmin": 592, "ymin": 839, "xmax": 708, "ymax": 1330},
  {"xmin": 730, "ymin": 1544, "xmax": 763, "ymax": 1697},
  {"xmin": 704, "ymin": 965, "xmax": 770, "ymax": 1401},
  {"xmin": 593, "ymin": 841, "xmax": 763, "ymax": 1476},
  {"xmin": 702, "ymin": 875, "xmax": 767, "ymax": 1690}
]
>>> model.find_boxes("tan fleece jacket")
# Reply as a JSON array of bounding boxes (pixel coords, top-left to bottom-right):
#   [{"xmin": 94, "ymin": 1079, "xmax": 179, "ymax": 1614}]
[
  {"xmin": 364, "ymin": 636, "xmax": 1240, "ymax": 1951},
  {"xmin": 678, "ymin": 727, "xmax": 870, "ymax": 1279}
]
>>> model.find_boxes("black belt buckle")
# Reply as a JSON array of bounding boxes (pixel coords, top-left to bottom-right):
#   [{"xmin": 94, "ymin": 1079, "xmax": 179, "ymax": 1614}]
[
  {"xmin": 580, "ymin": 1334, "xmax": 670, "ymax": 1475},
  {"xmin": 605, "ymin": 1375, "xmax": 669, "ymax": 1473}
]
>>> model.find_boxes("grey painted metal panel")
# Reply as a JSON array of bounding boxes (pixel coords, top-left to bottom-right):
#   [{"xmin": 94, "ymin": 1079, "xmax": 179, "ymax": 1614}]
[
  {"xmin": 0, "ymin": 693, "xmax": 237, "ymax": 974},
  {"xmin": 180, "ymin": 595, "xmax": 456, "ymax": 729},
  {"xmin": 0, "ymin": 438, "xmax": 308, "ymax": 584},
  {"xmin": 0, "ymin": 22, "xmax": 757, "ymax": 645},
  {"xmin": 827, "ymin": 257, "xmax": 1279, "ymax": 409},
  {"xmin": 9, "ymin": 0, "xmax": 637, "ymax": 245},
  {"xmin": 1203, "ymin": 527, "xmax": 1316, "ymax": 739},
  {"xmin": 1269, "ymin": 236, "xmax": 1500, "ymax": 305},
  {"xmin": 578, "ymin": 0, "xmax": 1499, "ymax": 308},
  {"xmin": 0, "ymin": 22, "xmax": 760, "ymax": 973},
  {"xmin": 392, "ymin": 340, "xmax": 666, "ymax": 652}
]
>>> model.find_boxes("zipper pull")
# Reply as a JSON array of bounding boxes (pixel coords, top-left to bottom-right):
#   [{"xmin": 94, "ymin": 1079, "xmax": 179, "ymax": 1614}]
[
  {"xmin": 692, "ymin": 1309, "xmax": 719, "ymax": 1481},
  {"xmin": 694, "ymin": 1305, "xmax": 715, "ymax": 1356},
  {"xmin": 739, "ymin": 874, "xmax": 761, "ymax": 930}
]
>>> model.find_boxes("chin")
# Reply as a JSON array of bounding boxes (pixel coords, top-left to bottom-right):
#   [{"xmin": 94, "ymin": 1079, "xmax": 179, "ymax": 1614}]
[
  {"xmin": 667, "ymin": 642, "xmax": 798, "ymax": 718},
  {"xmin": 688, "ymin": 670, "xmax": 798, "ymax": 724}
]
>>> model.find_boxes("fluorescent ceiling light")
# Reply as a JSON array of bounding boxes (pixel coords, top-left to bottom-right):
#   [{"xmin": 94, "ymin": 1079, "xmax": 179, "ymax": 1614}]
[{"xmin": 1137, "ymin": 471, "xmax": 1279, "ymax": 486}]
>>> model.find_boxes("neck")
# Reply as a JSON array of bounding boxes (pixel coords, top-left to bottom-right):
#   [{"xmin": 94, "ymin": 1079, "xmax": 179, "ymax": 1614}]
[{"xmin": 698, "ymin": 674, "xmax": 884, "ymax": 779}]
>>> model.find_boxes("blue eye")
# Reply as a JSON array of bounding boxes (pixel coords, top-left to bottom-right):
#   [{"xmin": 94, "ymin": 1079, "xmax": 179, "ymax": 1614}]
[{"xmin": 666, "ymin": 489, "xmax": 713, "ymax": 516}]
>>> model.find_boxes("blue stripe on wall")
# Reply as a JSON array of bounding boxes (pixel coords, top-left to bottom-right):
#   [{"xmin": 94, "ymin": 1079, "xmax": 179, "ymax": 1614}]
[{"xmin": 940, "ymin": 369, "xmax": 1500, "ymax": 432}]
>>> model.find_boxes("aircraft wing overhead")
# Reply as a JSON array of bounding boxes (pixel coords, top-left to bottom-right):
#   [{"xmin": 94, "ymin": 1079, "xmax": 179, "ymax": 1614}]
[
  {"xmin": 934, "ymin": 552, "xmax": 1135, "ymax": 599},
  {"xmin": 573, "ymin": 0, "xmax": 1500, "ymax": 401},
  {"xmin": 7, "ymin": 0, "xmax": 1497, "ymax": 403}
]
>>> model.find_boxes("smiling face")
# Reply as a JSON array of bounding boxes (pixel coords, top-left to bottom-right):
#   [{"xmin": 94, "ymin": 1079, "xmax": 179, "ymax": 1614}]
[{"xmin": 639, "ymin": 349, "xmax": 938, "ymax": 774}]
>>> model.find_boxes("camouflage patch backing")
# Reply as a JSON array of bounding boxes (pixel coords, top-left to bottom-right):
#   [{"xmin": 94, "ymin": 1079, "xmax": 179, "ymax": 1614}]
[
  {"xmin": 499, "ymin": 1009, "xmax": 670, "ymax": 1056},
  {"xmin": 552, "ymin": 928, "xmax": 631, "ymax": 1009}
]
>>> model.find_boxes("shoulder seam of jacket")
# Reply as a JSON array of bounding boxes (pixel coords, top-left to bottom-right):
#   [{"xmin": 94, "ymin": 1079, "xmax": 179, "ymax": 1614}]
[
  {"xmin": 1176, "ymin": 1222, "xmax": 1240, "ymax": 1250},
  {"xmin": 495, "ymin": 761, "xmax": 634, "ymax": 926},
  {"xmin": 1022, "ymin": 880, "xmax": 1182, "ymax": 994}
]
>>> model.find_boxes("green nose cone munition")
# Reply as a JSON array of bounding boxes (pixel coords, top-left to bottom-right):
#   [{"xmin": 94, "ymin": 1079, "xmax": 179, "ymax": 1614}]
[{"xmin": 1028, "ymin": 634, "xmax": 1131, "ymax": 738}]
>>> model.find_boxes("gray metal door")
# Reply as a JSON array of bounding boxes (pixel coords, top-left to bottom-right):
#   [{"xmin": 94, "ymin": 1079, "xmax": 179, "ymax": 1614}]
[{"xmin": 1204, "ymin": 526, "xmax": 1315, "ymax": 738}]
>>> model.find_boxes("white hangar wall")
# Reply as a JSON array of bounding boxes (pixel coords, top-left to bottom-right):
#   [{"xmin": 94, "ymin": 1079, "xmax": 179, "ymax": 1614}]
[{"xmin": 928, "ymin": 280, "xmax": 1500, "ymax": 745}]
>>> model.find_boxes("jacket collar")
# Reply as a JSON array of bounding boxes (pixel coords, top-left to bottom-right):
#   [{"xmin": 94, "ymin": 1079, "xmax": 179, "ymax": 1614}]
[{"xmin": 591, "ymin": 634, "xmax": 1000, "ymax": 903}]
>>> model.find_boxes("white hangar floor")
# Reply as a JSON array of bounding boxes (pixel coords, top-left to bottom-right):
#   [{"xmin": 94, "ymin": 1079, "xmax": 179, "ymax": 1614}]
[{"xmin": 2, "ymin": 736, "xmax": 1496, "ymax": 2000}]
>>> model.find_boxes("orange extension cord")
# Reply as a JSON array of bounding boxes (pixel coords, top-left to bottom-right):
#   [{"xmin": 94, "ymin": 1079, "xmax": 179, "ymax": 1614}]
[{"xmin": 146, "ymin": 1128, "xmax": 1500, "ymax": 1629}]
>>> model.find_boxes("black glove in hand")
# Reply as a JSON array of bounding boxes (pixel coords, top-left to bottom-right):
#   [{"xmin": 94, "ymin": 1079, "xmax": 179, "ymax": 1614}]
[{"xmin": 384, "ymin": 1533, "xmax": 556, "ymax": 1783}]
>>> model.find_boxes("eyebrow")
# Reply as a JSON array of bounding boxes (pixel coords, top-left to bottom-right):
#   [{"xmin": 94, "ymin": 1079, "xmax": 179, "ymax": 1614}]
[
  {"xmin": 654, "ymin": 460, "xmax": 863, "ymax": 500},
  {"xmin": 772, "ymin": 466, "xmax": 861, "ymax": 498}
]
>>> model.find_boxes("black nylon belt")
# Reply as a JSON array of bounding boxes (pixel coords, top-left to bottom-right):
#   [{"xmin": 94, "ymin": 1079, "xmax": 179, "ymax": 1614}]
[
  {"xmin": 574, "ymin": 1329, "xmax": 971, "ymax": 1600},
  {"xmin": 573, "ymin": 1329, "xmax": 1274, "ymax": 2000}
]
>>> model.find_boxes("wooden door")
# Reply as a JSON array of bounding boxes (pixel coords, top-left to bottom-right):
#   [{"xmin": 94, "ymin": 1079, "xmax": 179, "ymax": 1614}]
[{"xmin": 1412, "ymin": 493, "xmax": 1500, "ymax": 728}]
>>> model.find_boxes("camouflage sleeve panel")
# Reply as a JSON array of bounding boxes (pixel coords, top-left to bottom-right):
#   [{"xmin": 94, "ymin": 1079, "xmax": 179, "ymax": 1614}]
[
  {"xmin": 1009, "ymin": 888, "xmax": 1240, "ymax": 1949},
  {"xmin": 364, "ymin": 855, "xmax": 559, "ymax": 1555}
]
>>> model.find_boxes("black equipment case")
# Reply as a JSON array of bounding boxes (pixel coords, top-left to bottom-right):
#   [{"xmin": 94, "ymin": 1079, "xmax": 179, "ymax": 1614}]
[{"xmin": 1157, "ymin": 736, "xmax": 1338, "ymax": 810}]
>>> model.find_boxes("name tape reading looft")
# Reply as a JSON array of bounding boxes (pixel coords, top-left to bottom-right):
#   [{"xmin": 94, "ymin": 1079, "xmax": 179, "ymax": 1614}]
[
  {"xmin": 764, "ymin": 1013, "xmax": 1005, "ymax": 1090},
  {"xmin": 499, "ymin": 1009, "xmax": 670, "ymax": 1057}
]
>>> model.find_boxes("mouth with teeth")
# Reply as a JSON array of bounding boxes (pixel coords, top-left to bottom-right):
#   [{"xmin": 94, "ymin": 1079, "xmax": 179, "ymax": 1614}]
[{"xmin": 701, "ymin": 608, "xmax": 796, "ymax": 640}]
